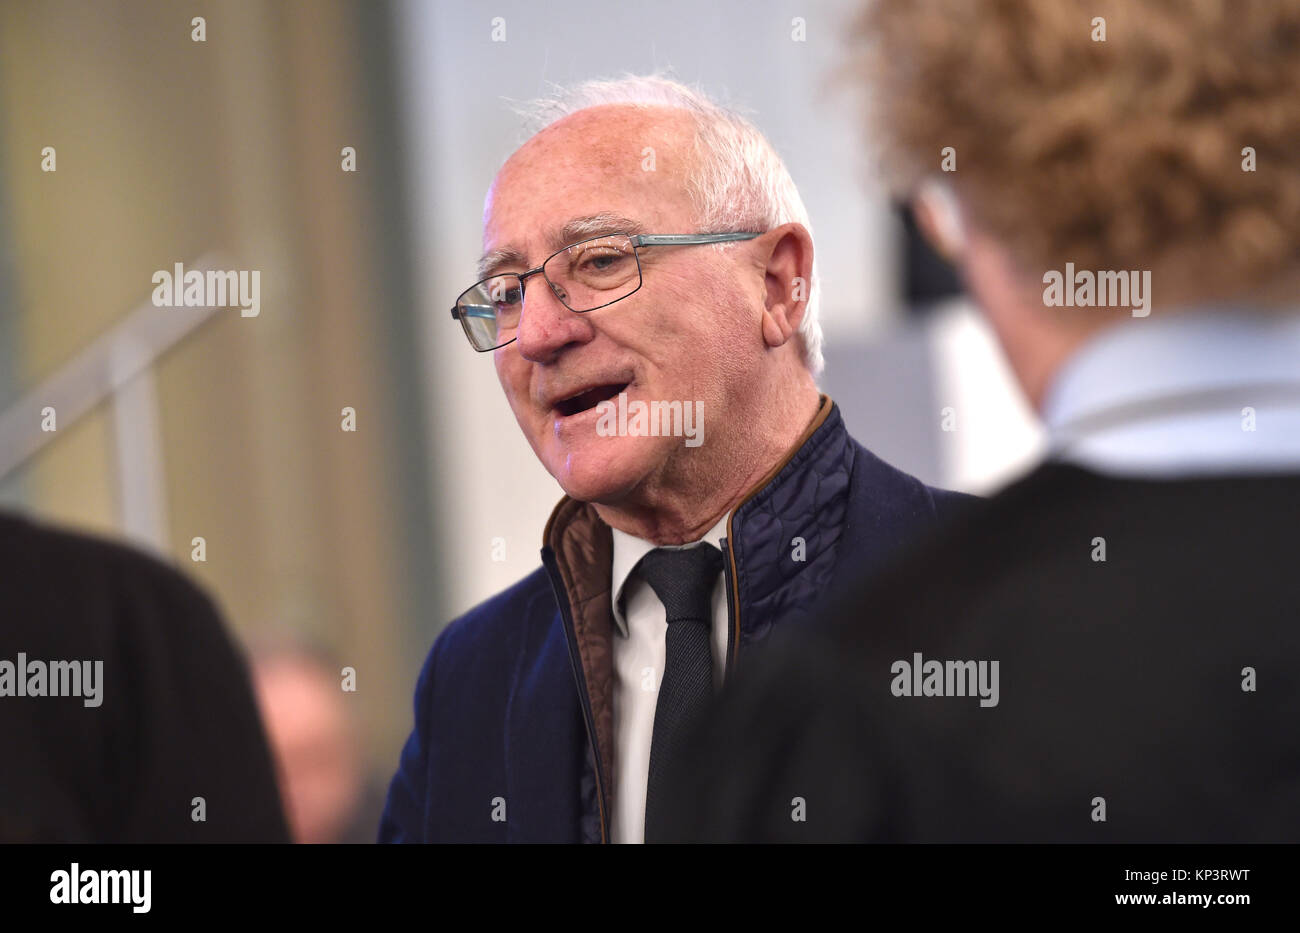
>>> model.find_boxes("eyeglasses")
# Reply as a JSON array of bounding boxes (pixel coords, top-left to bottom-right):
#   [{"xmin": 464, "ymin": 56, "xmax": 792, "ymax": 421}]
[{"xmin": 450, "ymin": 231, "xmax": 761, "ymax": 352}]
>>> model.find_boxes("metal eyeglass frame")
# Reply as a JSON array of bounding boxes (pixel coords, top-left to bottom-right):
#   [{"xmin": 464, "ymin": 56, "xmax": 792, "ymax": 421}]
[{"xmin": 450, "ymin": 231, "xmax": 762, "ymax": 352}]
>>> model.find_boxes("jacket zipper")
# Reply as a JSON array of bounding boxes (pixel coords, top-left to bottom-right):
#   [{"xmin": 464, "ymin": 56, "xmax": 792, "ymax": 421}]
[
  {"xmin": 722, "ymin": 540, "xmax": 739, "ymax": 677},
  {"xmin": 719, "ymin": 395, "xmax": 831, "ymax": 678},
  {"xmin": 542, "ymin": 548, "xmax": 610, "ymax": 844}
]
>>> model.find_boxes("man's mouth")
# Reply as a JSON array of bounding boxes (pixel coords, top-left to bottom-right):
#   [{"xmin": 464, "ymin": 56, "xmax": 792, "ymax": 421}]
[{"xmin": 554, "ymin": 382, "xmax": 629, "ymax": 417}]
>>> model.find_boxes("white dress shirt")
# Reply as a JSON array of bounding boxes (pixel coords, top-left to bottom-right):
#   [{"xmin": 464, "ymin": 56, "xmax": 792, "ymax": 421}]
[{"xmin": 608, "ymin": 515, "xmax": 729, "ymax": 844}]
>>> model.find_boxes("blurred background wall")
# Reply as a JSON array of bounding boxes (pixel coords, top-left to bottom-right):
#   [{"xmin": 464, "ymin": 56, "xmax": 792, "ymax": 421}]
[{"xmin": 0, "ymin": 0, "xmax": 1041, "ymax": 839}]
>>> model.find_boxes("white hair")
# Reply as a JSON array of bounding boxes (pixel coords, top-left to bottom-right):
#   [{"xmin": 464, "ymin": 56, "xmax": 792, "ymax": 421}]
[{"xmin": 512, "ymin": 74, "xmax": 824, "ymax": 376}]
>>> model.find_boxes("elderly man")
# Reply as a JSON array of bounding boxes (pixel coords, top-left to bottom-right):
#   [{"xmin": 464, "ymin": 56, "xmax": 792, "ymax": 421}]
[
  {"xmin": 379, "ymin": 76, "xmax": 970, "ymax": 843},
  {"xmin": 664, "ymin": 0, "xmax": 1300, "ymax": 842}
]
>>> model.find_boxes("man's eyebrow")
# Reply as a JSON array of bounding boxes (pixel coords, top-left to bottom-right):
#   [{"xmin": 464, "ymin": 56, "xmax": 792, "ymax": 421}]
[
  {"xmin": 477, "ymin": 246, "xmax": 526, "ymax": 280},
  {"xmin": 477, "ymin": 213, "xmax": 647, "ymax": 279},
  {"xmin": 553, "ymin": 212, "xmax": 646, "ymax": 246}
]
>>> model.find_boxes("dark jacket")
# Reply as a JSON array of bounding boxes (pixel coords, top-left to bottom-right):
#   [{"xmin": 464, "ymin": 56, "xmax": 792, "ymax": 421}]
[
  {"xmin": 661, "ymin": 463, "xmax": 1300, "ymax": 842},
  {"xmin": 380, "ymin": 397, "xmax": 972, "ymax": 843},
  {"xmin": 0, "ymin": 512, "xmax": 289, "ymax": 843}
]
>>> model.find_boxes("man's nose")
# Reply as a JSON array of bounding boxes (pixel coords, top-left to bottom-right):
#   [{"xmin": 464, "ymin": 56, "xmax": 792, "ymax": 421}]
[{"xmin": 515, "ymin": 275, "xmax": 596, "ymax": 363}]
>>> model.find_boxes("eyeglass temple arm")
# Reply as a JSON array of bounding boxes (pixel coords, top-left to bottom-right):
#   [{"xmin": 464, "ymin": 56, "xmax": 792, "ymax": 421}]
[
  {"xmin": 631, "ymin": 232, "xmax": 761, "ymax": 247},
  {"xmin": 451, "ymin": 306, "xmax": 497, "ymax": 320}
]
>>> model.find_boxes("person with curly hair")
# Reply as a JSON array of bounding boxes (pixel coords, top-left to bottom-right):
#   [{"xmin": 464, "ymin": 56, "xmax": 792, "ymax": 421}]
[{"xmin": 663, "ymin": 0, "xmax": 1300, "ymax": 842}]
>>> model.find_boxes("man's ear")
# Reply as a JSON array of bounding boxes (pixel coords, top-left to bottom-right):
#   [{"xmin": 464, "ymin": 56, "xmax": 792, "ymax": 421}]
[
  {"xmin": 759, "ymin": 223, "xmax": 815, "ymax": 349},
  {"xmin": 913, "ymin": 179, "xmax": 967, "ymax": 262}
]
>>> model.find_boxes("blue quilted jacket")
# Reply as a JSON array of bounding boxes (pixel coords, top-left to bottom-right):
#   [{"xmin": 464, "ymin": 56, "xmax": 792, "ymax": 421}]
[{"xmin": 380, "ymin": 397, "xmax": 972, "ymax": 843}]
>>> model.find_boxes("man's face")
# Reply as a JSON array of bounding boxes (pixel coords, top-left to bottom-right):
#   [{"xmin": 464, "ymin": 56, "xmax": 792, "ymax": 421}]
[{"xmin": 482, "ymin": 105, "xmax": 764, "ymax": 505}]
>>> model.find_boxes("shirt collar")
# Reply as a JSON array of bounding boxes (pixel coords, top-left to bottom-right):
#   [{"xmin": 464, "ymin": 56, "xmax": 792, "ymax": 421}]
[
  {"xmin": 1041, "ymin": 307, "xmax": 1300, "ymax": 474},
  {"xmin": 609, "ymin": 514, "xmax": 729, "ymax": 637}
]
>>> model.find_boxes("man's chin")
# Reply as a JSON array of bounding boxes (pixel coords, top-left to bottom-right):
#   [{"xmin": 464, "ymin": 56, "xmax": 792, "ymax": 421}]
[{"xmin": 547, "ymin": 438, "xmax": 657, "ymax": 505}]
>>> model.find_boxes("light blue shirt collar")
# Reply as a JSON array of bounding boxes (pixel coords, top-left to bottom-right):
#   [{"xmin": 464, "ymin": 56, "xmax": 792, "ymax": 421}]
[{"xmin": 1041, "ymin": 308, "xmax": 1300, "ymax": 478}]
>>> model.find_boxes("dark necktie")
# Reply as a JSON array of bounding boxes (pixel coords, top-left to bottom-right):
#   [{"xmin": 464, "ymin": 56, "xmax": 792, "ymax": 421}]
[{"xmin": 637, "ymin": 542, "xmax": 724, "ymax": 843}]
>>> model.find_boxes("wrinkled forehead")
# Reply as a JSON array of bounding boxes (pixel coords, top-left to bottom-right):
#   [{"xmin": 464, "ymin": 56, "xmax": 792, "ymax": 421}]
[{"xmin": 483, "ymin": 105, "xmax": 700, "ymax": 261}]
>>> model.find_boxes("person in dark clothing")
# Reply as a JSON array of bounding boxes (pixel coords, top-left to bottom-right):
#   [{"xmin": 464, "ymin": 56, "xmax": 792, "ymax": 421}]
[
  {"xmin": 661, "ymin": 0, "xmax": 1300, "ymax": 842},
  {"xmin": 663, "ymin": 466, "xmax": 1300, "ymax": 842},
  {"xmin": 0, "ymin": 512, "xmax": 290, "ymax": 842},
  {"xmin": 380, "ymin": 75, "xmax": 972, "ymax": 844}
]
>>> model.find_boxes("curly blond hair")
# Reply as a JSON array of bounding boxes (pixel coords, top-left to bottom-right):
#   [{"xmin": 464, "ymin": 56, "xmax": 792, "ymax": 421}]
[{"xmin": 851, "ymin": 0, "xmax": 1300, "ymax": 306}]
